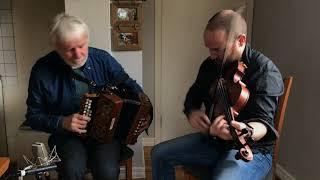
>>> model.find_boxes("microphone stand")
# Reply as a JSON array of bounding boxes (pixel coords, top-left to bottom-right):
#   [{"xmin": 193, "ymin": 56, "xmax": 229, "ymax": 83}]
[{"xmin": 15, "ymin": 164, "xmax": 57, "ymax": 180}]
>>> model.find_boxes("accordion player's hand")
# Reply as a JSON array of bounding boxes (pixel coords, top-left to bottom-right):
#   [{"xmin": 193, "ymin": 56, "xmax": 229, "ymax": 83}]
[
  {"xmin": 138, "ymin": 115, "xmax": 151, "ymax": 133},
  {"xmin": 139, "ymin": 121, "xmax": 149, "ymax": 133},
  {"xmin": 62, "ymin": 113, "xmax": 91, "ymax": 134}
]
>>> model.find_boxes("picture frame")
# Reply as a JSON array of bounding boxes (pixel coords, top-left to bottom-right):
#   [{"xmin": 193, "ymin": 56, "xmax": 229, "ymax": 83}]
[
  {"xmin": 110, "ymin": 2, "xmax": 143, "ymax": 26},
  {"xmin": 111, "ymin": 26, "xmax": 142, "ymax": 51}
]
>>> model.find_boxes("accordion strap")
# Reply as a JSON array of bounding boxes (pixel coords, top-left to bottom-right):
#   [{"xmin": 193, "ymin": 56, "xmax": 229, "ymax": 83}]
[
  {"xmin": 71, "ymin": 70, "xmax": 97, "ymax": 87},
  {"xmin": 71, "ymin": 70, "xmax": 130, "ymax": 89}
]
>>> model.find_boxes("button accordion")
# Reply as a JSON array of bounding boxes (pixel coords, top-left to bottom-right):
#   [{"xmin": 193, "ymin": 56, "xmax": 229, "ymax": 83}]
[{"xmin": 79, "ymin": 88, "xmax": 153, "ymax": 145}]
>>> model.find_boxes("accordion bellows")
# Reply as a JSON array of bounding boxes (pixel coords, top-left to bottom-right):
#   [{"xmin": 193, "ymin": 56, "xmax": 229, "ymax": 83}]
[{"xmin": 80, "ymin": 88, "xmax": 153, "ymax": 145}]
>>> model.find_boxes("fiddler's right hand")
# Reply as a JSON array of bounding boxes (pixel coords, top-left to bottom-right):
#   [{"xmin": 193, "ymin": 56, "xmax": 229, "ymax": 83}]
[{"xmin": 188, "ymin": 110, "xmax": 211, "ymax": 134}]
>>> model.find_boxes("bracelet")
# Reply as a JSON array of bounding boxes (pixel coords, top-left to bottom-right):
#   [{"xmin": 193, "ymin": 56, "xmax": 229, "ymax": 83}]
[
  {"xmin": 208, "ymin": 129, "xmax": 218, "ymax": 140},
  {"xmin": 244, "ymin": 123, "xmax": 254, "ymax": 141}
]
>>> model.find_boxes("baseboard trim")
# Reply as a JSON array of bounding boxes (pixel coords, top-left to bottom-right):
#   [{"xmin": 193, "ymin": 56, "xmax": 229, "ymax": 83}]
[
  {"xmin": 276, "ymin": 163, "xmax": 296, "ymax": 180},
  {"xmin": 119, "ymin": 166, "xmax": 145, "ymax": 179},
  {"xmin": 142, "ymin": 137, "xmax": 155, "ymax": 146}
]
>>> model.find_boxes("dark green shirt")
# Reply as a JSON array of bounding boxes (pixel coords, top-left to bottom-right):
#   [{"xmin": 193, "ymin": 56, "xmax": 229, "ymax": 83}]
[{"xmin": 72, "ymin": 68, "xmax": 89, "ymax": 107}]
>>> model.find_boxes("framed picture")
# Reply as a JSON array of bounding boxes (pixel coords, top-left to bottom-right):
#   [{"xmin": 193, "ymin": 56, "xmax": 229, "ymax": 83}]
[
  {"xmin": 110, "ymin": 2, "xmax": 143, "ymax": 26},
  {"xmin": 111, "ymin": 27, "xmax": 142, "ymax": 51}
]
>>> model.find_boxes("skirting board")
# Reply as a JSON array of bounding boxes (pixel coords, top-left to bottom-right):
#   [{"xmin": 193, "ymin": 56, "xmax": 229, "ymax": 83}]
[
  {"xmin": 142, "ymin": 137, "xmax": 156, "ymax": 146},
  {"xmin": 119, "ymin": 167, "xmax": 145, "ymax": 179},
  {"xmin": 276, "ymin": 163, "xmax": 296, "ymax": 180}
]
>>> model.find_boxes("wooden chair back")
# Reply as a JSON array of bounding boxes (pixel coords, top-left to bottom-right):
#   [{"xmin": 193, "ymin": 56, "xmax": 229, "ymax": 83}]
[
  {"xmin": 272, "ymin": 76, "xmax": 293, "ymax": 180},
  {"xmin": 273, "ymin": 76, "xmax": 293, "ymax": 164}
]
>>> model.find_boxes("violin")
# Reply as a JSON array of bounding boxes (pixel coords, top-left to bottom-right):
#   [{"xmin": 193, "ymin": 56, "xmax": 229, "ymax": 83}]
[{"xmin": 210, "ymin": 60, "xmax": 253, "ymax": 162}]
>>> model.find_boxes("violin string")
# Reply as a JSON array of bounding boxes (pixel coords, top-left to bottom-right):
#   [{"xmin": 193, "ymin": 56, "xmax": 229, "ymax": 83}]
[
  {"xmin": 218, "ymin": 79, "xmax": 239, "ymax": 139},
  {"xmin": 217, "ymin": 79, "xmax": 251, "ymax": 160},
  {"xmin": 208, "ymin": 81, "xmax": 219, "ymax": 122},
  {"xmin": 222, "ymin": 85, "xmax": 233, "ymax": 122},
  {"xmin": 214, "ymin": 77, "xmax": 249, "ymax": 151}
]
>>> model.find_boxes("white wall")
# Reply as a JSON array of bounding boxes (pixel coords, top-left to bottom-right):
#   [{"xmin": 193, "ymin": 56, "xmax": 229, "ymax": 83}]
[
  {"xmin": 10, "ymin": 0, "xmax": 65, "ymax": 167},
  {"xmin": 252, "ymin": 0, "xmax": 320, "ymax": 179},
  {"xmin": 64, "ymin": 0, "xmax": 110, "ymax": 51},
  {"xmin": 142, "ymin": 0, "xmax": 155, "ymax": 137},
  {"xmin": 0, "ymin": 0, "xmax": 14, "ymax": 156}
]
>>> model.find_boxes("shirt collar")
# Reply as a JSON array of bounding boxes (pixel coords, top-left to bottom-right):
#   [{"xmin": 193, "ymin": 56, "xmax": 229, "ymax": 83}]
[{"xmin": 241, "ymin": 44, "xmax": 251, "ymax": 66}]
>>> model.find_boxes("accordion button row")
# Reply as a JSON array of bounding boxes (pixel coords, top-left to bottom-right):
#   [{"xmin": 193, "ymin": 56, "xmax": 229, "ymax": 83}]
[
  {"xmin": 83, "ymin": 99, "xmax": 93, "ymax": 117},
  {"xmin": 133, "ymin": 120, "xmax": 144, "ymax": 134}
]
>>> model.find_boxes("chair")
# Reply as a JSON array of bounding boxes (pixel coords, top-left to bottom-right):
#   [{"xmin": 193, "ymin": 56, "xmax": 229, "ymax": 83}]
[
  {"xmin": 19, "ymin": 122, "xmax": 133, "ymax": 180},
  {"xmin": 178, "ymin": 76, "xmax": 293, "ymax": 180}
]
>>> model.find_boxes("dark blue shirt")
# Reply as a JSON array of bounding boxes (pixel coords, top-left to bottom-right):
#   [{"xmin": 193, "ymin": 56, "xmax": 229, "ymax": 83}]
[
  {"xmin": 26, "ymin": 47, "xmax": 142, "ymax": 133},
  {"xmin": 183, "ymin": 45, "xmax": 284, "ymax": 153}
]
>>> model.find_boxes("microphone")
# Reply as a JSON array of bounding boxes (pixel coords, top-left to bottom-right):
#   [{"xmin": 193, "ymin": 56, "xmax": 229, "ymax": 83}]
[
  {"xmin": 32, "ymin": 142, "xmax": 49, "ymax": 166},
  {"xmin": 19, "ymin": 142, "xmax": 56, "ymax": 178},
  {"xmin": 5, "ymin": 142, "xmax": 60, "ymax": 179}
]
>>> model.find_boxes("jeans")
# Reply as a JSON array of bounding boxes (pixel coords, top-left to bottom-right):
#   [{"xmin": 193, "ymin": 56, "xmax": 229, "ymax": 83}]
[
  {"xmin": 49, "ymin": 133, "xmax": 120, "ymax": 180},
  {"xmin": 151, "ymin": 133, "xmax": 272, "ymax": 180}
]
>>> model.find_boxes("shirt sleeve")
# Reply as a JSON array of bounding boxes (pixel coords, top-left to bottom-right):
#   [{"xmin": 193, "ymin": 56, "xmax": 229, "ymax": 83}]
[
  {"xmin": 183, "ymin": 60, "xmax": 210, "ymax": 117},
  {"xmin": 25, "ymin": 65, "xmax": 64, "ymax": 133},
  {"xmin": 239, "ymin": 60, "xmax": 284, "ymax": 142},
  {"xmin": 241, "ymin": 95, "xmax": 280, "ymax": 141}
]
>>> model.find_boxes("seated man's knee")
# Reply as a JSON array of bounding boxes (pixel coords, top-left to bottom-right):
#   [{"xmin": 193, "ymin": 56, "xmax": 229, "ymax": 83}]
[
  {"xmin": 151, "ymin": 135, "xmax": 192, "ymax": 161},
  {"xmin": 61, "ymin": 161, "xmax": 86, "ymax": 180},
  {"xmin": 151, "ymin": 143, "xmax": 167, "ymax": 161},
  {"xmin": 93, "ymin": 166, "xmax": 119, "ymax": 180},
  {"xmin": 91, "ymin": 160, "xmax": 120, "ymax": 180}
]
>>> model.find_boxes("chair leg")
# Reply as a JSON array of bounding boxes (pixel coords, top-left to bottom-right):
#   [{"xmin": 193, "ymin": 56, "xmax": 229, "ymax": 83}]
[
  {"xmin": 275, "ymin": 174, "xmax": 281, "ymax": 180},
  {"xmin": 125, "ymin": 158, "xmax": 132, "ymax": 180}
]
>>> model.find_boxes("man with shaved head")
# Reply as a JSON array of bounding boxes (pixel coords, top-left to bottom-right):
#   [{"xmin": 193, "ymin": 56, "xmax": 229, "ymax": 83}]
[{"xmin": 151, "ymin": 10, "xmax": 283, "ymax": 180}]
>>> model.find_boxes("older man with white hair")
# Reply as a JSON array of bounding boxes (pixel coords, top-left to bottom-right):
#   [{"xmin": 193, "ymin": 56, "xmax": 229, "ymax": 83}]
[{"xmin": 25, "ymin": 13, "xmax": 143, "ymax": 180}]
